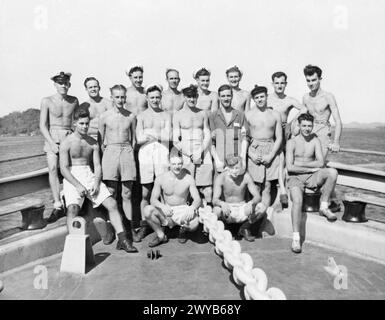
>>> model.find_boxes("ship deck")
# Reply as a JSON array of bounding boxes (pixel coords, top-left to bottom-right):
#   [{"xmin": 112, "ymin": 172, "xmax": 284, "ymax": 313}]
[{"xmin": 1, "ymin": 232, "xmax": 385, "ymax": 300}]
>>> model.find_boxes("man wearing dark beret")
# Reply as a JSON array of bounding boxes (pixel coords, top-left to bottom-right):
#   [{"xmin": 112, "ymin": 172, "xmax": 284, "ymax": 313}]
[
  {"xmin": 245, "ymin": 85, "xmax": 283, "ymax": 220},
  {"xmin": 40, "ymin": 71, "xmax": 79, "ymax": 222}
]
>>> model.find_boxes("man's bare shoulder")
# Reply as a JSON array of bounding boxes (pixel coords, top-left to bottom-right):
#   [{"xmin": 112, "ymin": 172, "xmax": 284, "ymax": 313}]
[{"xmin": 60, "ymin": 133, "xmax": 75, "ymax": 148}]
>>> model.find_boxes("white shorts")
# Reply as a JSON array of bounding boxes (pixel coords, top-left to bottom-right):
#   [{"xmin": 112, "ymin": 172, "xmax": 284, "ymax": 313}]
[
  {"xmin": 164, "ymin": 205, "xmax": 194, "ymax": 227},
  {"xmin": 63, "ymin": 166, "xmax": 111, "ymax": 208},
  {"xmin": 225, "ymin": 202, "xmax": 248, "ymax": 224},
  {"xmin": 138, "ymin": 141, "xmax": 169, "ymax": 184}
]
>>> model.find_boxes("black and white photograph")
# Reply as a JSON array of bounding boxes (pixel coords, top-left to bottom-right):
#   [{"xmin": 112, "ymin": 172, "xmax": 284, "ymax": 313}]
[{"xmin": 0, "ymin": 0, "xmax": 384, "ymax": 304}]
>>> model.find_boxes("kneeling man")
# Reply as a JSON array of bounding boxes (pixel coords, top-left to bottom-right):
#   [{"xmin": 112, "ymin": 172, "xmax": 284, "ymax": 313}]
[
  {"xmin": 286, "ymin": 112, "xmax": 338, "ymax": 254},
  {"xmin": 212, "ymin": 155, "xmax": 263, "ymax": 241},
  {"xmin": 60, "ymin": 108, "xmax": 138, "ymax": 253},
  {"xmin": 144, "ymin": 150, "xmax": 202, "ymax": 247}
]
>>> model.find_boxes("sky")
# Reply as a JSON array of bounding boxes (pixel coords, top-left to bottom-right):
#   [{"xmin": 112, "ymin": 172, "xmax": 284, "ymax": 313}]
[{"xmin": 0, "ymin": 0, "xmax": 384, "ymax": 123}]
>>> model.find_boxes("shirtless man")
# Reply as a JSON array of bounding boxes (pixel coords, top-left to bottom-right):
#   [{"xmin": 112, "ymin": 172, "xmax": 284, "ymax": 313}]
[
  {"xmin": 213, "ymin": 155, "xmax": 263, "ymax": 241},
  {"xmin": 226, "ymin": 66, "xmax": 251, "ymax": 112},
  {"xmin": 286, "ymin": 113, "xmax": 338, "ymax": 253},
  {"xmin": 98, "ymin": 84, "xmax": 138, "ymax": 243},
  {"xmin": 268, "ymin": 71, "xmax": 305, "ymax": 207},
  {"xmin": 79, "ymin": 77, "xmax": 112, "ymax": 140},
  {"xmin": 246, "ymin": 86, "xmax": 283, "ymax": 212},
  {"xmin": 173, "ymin": 85, "xmax": 214, "ymax": 207},
  {"xmin": 209, "ymin": 84, "xmax": 248, "ymax": 175},
  {"xmin": 302, "ymin": 65, "xmax": 343, "ymax": 211},
  {"xmin": 194, "ymin": 68, "xmax": 219, "ymax": 112},
  {"xmin": 144, "ymin": 150, "xmax": 202, "ymax": 246},
  {"xmin": 125, "ymin": 65, "xmax": 147, "ymax": 115},
  {"xmin": 40, "ymin": 71, "xmax": 78, "ymax": 223},
  {"xmin": 136, "ymin": 84, "xmax": 172, "ymax": 241},
  {"xmin": 162, "ymin": 69, "xmax": 185, "ymax": 114},
  {"xmin": 60, "ymin": 108, "xmax": 137, "ymax": 252}
]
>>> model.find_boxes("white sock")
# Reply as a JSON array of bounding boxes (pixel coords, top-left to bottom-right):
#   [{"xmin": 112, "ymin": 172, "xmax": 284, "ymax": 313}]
[
  {"xmin": 293, "ymin": 232, "xmax": 300, "ymax": 241},
  {"xmin": 320, "ymin": 202, "xmax": 329, "ymax": 210}
]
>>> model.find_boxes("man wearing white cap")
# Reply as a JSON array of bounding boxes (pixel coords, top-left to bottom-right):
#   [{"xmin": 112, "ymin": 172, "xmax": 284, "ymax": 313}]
[
  {"xmin": 135, "ymin": 84, "xmax": 172, "ymax": 241},
  {"xmin": 40, "ymin": 71, "xmax": 79, "ymax": 222},
  {"xmin": 226, "ymin": 66, "xmax": 251, "ymax": 112},
  {"xmin": 162, "ymin": 69, "xmax": 185, "ymax": 114},
  {"xmin": 125, "ymin": 65, "xmax": 147, "ymax": 115},
  {"xmin": 194, "ymin": 68, "xmax": 218, "ymax": 112}
]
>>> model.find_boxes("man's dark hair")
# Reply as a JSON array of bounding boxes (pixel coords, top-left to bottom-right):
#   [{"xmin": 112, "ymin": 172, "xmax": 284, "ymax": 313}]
[
  {"xmin": 303, "ymin": 65, "xmax": 322, "ymax": 78},
  {"xmin": 74, "ymin": 107, "xmax": 90, "ymax": 121},
  {"xmin": 84, "ymin": 77, "xmax": 100, "ymax": 88},
  {"xmin": 218, "ymin": 84, "xmax": 232, "ymax": 94},
  {"xmin": 146, "ymin": 85, "xmax": 162, "ymax": 95},
  {"xmin": 182, "ymin": 85, "xmax": 198, "ymax": 98},
  {"xmin": 250, "ymin": 85, "xmax": 268, "ymax": 97},
  {"xmin": 271, "ymin": 71, "xmax": 287, "ymax": 82},
  {"xmin": 195, "ymin": 68, "xmax": 210, "ymax": 79},
  {"xmin": 110, "ymin": 84, "xmax": 127, "ymax": 94},
  {"xmin": 166, "ymin": 69, "xmax": 179, "ymax": 78},
  {"xmin": 128, "ymin": 66, "xmax": 143, "ymax": 76},
  {"xmin": 298, "ymin": 112, "xmax": 314, "ymax": 123}
]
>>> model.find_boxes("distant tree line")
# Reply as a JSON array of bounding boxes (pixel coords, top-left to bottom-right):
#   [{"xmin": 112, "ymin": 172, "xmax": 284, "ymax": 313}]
[{"xmin": 0, "ymin": 108, "xmax": 40, "ymax": 136}]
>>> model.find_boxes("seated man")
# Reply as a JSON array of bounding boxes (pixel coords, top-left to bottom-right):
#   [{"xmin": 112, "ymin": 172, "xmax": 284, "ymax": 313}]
[
  {"xmin": 144, "ymin": 150, "xmax": 202, "ymax": 247},
  {"xmin": 212, "ymin": 155, "xmax": 264, "ymax": 241},
  {"xmin": 286, "ymin": 112, "xmax": 338, "ymax": 254},
  {"xmin": 60, "ymin": 107, "xmax": 138, "ymax": 253}
]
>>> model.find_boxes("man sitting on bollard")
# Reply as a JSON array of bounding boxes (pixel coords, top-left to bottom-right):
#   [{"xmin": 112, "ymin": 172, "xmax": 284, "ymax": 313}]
[
  {"xmin": 286, "ymin": 112, "xmax": 338, "ymax": 254},
  {"xmin": 60, "ymin": 107, "xmax": 138, "ymax": 253},
  {"xmin": 144, "ymin": 149, "xmax": 202, "ymax": 247},
  {"xmin": 212, "ymin": 155, "xmax": 264, "ymax": 241}
]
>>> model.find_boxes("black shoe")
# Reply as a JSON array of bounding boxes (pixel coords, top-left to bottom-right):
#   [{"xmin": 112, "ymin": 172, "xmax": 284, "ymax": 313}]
[
  {"xmin": 116, "ymin": 239, "xmax": 138, "ymax": 253},
  {"xmin": 238, "ymin": 221, "xmax": 256, "ymax": 242},
  {"xmin": 178, "ymin": 227, "xmax": 188, "ymax": 244},
  {"xmin": 103, "ymin": 231, "xmax": 116, "ymax": 245},
  {"xmin": 329, "ymin": 201, "xmax": 341, "ymax": 213},
  {"xmin": 47, "ymin": 208, "xmax": 65, "ymax": 223},
  {"xmin": 136, "ymin": 221, "xmax": 150, "ymax": 242},
  {"xmin": 280, "ymin": 194, "xmax": 289, "ymax": 208},
  {"xmin": 148, "ymin": 235, "xmax": 168, "ymax": 248}
]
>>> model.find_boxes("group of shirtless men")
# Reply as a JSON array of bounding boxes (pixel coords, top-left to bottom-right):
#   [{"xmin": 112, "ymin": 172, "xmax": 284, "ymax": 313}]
[{"xmin": 40, "ymin": 64, "xmax": 342, "ymax": 254}]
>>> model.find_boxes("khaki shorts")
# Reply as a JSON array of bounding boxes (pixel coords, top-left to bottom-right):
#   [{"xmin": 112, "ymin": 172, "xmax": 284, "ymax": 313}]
[
  {"xmin": 102, "ymin": 144, "xmax": 136, "ymax": 181},
  {"xmin": 313, "ymin": 121, "xmax": 331, "ymax": 155},
  {"xmin": 43, "ymin": 128, "xmax": 72, "ymax": 155},
  {"xmin": 287, "ymin": 171, "xmax": 322, "ymax": 192},
  {"xmin": 248, "ymin": 139, "xmax": 280, "ymax": 183},
  {"xmin": 63, "ymin": 166, "xmax": 111, "ymax": 208},
  {"xmin": 181, "ymin": 139, "xmax": 213, "ymax": 187},
  {"xmin": 138, "ymin": 141, "xmax": 169, "ymax": 184}
]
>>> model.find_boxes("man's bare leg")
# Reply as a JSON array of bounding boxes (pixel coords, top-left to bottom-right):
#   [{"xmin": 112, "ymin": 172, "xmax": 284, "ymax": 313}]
[
  {"xmin": 121, "ymin": 181, "xmax": 139, "ymax": 241},
  {"xmin": 316, "ymin": 168, "xmax": 338, "ymax": 221},
  {"xmin": 46, "ymin": 153, "xmax": 65, "ymax": 222},
  {"xmin": 289, "ymin": 186, "xmax": 303, "ymax": 253},
  {"xmin": 144, "ymin": 205, "xmax": 168, "ymax": 247},
  {"xmin": 66, "ymin": 204, "xmax": 80, "ymax": 232},
  {"xmin": 136, "ymin": 183, "xmax": 152, "ymax": 241},
  {"xmin": 102, "ymin": 196, "xmax": 138, "ymax": 252},
  {"xmin": 278, "ymin": 152, "xmax": 288, "ymax": 207},
  {"xmin": 324, "ymin": 149, "xmax": 340, "ymax": 211}
]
